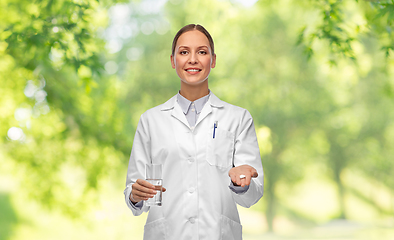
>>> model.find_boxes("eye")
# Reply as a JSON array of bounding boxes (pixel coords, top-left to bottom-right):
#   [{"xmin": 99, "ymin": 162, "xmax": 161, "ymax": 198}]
[
  {"xmin": 198, "ymin": 50, "xmax": 207, "ymax": 55},
  {"xmin": 180, "ymin": 50, "xmax": 188, "ymax": 55}
]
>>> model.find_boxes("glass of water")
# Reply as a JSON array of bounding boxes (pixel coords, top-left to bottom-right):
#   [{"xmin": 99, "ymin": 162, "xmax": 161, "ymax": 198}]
[{"xmin": 145, "ymin": 164, "xmax": 163, "ymax": 206}]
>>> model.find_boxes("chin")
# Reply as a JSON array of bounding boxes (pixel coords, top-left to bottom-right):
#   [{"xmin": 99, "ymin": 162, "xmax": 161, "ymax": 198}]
[{"xmin": 180, "ymin": 77, "xmax": 209, "ymax": 86}]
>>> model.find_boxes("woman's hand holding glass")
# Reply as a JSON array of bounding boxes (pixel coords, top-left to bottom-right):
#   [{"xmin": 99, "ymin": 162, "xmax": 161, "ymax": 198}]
[{"xmin": 130, "ymin": 179, "xmax": 167, "ymax": 204}]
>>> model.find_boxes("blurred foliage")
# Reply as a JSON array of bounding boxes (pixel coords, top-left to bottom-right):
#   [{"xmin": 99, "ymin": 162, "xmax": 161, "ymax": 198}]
[
  {"xmin": 1, "ymin": 0, "xmax": 106, "ymax": 88},
  {"xmin": 0, "ymin": 193, "xmax": 18, "ymax": 240},
  {"xmin": 0, "ymin": 0, "xmax": 126, "ymax": 217},
  {"xmin": 1, "ymin": 0, "xmax": 394, "ymax": 236},
  {"xmin": 297, "ymin": 0, "xmax": 394, "ymax": 62}
]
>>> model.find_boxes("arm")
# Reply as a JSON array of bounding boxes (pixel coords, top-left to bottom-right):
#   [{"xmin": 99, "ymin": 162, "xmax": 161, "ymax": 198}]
[
  {"xmin": 124, "ymin": 113, "xmax": 152, "ymax": 216},
  {"xmin": 229, "ymin": 110, "xmax": 264, "ymax": 208}
]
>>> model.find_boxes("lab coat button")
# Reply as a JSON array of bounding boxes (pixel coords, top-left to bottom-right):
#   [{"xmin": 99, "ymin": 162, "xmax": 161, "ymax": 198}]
[
  {"xmin": 188, "ymin": 187, "xmax": 195, "ymax": 193},
  {"xmin": 188, "ymin": 158, "xmax": 194, "ymax": 163},
  {"xmin": 189, "ymin": 217, "xmax": 195, "ymax": 224}
]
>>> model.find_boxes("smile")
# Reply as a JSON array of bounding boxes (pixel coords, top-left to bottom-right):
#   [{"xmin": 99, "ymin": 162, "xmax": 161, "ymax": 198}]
[{"xmin": 185, "ymin": 69, "xmax": 201, "ymax": 72}]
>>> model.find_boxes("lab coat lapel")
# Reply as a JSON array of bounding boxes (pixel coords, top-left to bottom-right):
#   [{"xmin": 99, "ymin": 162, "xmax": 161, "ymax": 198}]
[
  {"xmin": 171, "ymin": 103, "xmax": 190, "ymax": 128},
  {"xmin": 161, "ymin": 93, "xmax": 225, "ymax": 129},
  {"xmin": 195, "ymin": 102, "xmax": 212, "ymax": 127},
  {"xmin": 161, "ymin": 94, "xmax": 190, "ymax": 128},
  {"xmin": 195, "ymin": 93, "xmax": 224, "ymax": 127}
]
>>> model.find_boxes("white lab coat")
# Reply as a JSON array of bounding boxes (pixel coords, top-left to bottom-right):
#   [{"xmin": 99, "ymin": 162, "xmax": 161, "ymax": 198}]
[{"xmin": 124, "ymin": 92, "xmax": 264, "ymax": 240}]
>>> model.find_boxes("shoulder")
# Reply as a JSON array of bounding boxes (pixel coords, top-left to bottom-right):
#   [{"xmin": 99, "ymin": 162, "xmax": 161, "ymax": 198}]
[
  {"xmin": 210, "ymin": 93, "xmax": 252, "ymax": 119},
  {"xmin": 140, "ymin": 95, "xmax": 176, "ymax": 119}
]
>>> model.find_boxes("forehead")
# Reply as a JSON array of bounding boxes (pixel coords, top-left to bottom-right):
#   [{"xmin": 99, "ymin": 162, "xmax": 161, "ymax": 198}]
[{"xmin": 176, "ymin": 30, "xmax": 210, "ymax": 48}]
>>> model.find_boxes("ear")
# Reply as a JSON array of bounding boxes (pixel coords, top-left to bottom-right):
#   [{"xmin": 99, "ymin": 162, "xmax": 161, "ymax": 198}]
[
  {"xmin": 211, "ymin": 54, "xmax": 216, "ymax": 68},
  {"xmin": 170, "ymin": 55, "xmax": 175, "ymax": 69}
]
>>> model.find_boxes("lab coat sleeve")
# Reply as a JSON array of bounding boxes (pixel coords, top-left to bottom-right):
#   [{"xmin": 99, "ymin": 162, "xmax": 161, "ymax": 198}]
[
  {"xmin": 231, "ymin": 110, "xmax": 264, "ymax": 208},
  {"xmin": 229, "ymin": 181, "xmax": 249, "ymax": 194},
  {"xmin": 128, "ymin": 197, "xmax": 144, "ymax": 210},
  {"xmin": 124, "ymin": 113, "xmax": 151, "ymax": 216}
]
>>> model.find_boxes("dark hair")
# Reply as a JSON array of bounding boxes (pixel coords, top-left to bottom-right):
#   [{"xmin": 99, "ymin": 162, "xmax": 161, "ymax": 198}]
[{"xmin": 171, "ymin": 24, "xmax": 215, "ymax": 56}]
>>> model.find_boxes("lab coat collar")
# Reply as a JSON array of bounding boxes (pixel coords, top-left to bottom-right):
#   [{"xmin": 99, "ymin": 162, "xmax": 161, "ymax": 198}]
[
  {"xmin": 195, "ymin": 93, "xmax": 224, "ymax": 126},
  {"xmin": 160, "ymin": 92, "xmax": 225, "ymax": 111},
  {"xmin": 160, "ymin": 95, "xmax": 188, "ymax": 127},
  {"xmin": 208, "ymin": 92, "xmax": 225, "ymax": 108},
  {"xmin": 160, "ymin": 95, "xmax": 177, "ymax": 111},
  {"xmin": 161, "ymin": 92, "xmax": 225, "ymax": 128},
  {"xmin": 176, "ymin": 92, "xmax": 210, "ymax": 115}
]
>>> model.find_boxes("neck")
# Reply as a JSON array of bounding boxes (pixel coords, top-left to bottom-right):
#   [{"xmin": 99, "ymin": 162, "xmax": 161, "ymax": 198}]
[{"xmin": 180, "ymin": 81, "xmax": 209, "ymax": 101}]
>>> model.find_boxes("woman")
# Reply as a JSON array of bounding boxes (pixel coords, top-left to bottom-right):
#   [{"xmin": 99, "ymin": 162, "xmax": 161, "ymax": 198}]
[{"xmin": 124, "ymin": 24, "xmax": 264, "ymax": 240}]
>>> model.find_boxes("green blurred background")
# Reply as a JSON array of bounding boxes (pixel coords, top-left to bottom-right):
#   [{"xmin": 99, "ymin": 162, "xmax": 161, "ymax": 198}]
[{"xmin": 1, "ymin": 0, "xmax": 394, "ymax": 239}]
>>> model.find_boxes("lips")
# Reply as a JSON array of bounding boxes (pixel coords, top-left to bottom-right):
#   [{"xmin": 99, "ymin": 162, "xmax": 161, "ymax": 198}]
[{"xmin": 185, "ymin": 68, "xmax": 202, "ymax": 72}]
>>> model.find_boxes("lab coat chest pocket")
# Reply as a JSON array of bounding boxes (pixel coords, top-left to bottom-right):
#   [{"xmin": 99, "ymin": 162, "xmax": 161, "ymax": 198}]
[{"xmin": 206, "ymin": 128, "xmax": 234, "ymax": 169}]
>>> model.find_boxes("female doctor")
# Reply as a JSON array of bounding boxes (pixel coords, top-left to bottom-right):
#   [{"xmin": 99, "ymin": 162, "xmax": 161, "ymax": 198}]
[{"xmin": 124, "ymin": 24, "xmax": 264, "ymax": 240}]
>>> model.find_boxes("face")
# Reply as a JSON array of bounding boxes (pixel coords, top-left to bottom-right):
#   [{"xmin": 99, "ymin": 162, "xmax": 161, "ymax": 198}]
[{"xmin": 171, "ymin": 30, "xmax": 216, "ymax": 86}]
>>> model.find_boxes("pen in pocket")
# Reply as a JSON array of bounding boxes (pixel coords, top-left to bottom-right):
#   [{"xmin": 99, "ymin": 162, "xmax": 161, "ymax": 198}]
[{"xmin": 213, "ymin": 121, "xmax": 218, "ymax": 138}]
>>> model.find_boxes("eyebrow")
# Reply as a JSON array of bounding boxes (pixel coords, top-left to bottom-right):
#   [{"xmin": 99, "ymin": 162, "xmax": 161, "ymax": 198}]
[{"xmin": 178, "ymin": 45, "xmax": 209, "ymax": 49}]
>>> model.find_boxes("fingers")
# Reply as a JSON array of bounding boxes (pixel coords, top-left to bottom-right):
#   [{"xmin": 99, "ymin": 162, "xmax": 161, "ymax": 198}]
[
  {"xmin": 131, "ymin": 179, "xmax": 167, "ymax": 204},
  {"xmin": 245, "ymin": 166, "xmax": 258, "ymax": 178},
  {"xmin": 137, "ymin": 179, "xmax": 155, "ymax": 190},
  {"xmin": 239, "ymin": 174, "xmax": 246, "ymax": 187},
  {"xmin": 244, "ymin": 174, "xmax": 251, "ymax": 187},
  {"xmin": 240, "ymin": 178, "xmax": 245, "ymax": 187},
  {"xmin": 132, "ymin": 189, "xmax": 155, "ymax": 202},
  {"xmin": 243, "ymin": 168, "xmax": 257, "ymax": 186},
  {"xmin": 251, "ymin": 169, "xmax": 258, "ymax": 178},
  {"xmin": 228, "ymin": 165, "xmax": 258, "ymax": 187},
  {"xmin": 133, "ymin": 184, "xmax": 157, "ymax": 195},
  {"xmin": 131, "ymin": 179, "xmax": 159, "ymax": 203},
  {"xmin": 229, "ymin": 170, "xmax": 241, "ymax": 186},
  {"xmin": 229, "ymin": 173, "xmax": 239, "ymax": 187},
  {"xmin": 235, "ymin": 175, "xmax": 242, "ymax": 187}
]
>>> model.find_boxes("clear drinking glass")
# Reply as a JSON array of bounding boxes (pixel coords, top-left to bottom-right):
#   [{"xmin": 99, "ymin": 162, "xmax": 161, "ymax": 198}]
[{"xmin": 145, "ymin": 164, "xmax": 163, "ymax": 206}]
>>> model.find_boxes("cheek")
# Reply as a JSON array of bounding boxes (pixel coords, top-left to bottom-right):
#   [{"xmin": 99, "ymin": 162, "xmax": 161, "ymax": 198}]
[
  {"xmin": 175, "ymin": 57, "xmax": 185, "ymax": 68},
  {"xmin": 203, "ymin": 58, "xmax": 213, "ymax": 68}
]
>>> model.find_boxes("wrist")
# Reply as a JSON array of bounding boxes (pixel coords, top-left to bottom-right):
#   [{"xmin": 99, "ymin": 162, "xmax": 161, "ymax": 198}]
[{"xmin": 130, "ymin": 194, "xmax": 138, "ymax": 204}]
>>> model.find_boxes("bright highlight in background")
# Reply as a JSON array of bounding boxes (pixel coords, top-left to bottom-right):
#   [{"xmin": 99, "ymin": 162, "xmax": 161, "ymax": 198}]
[
  {"xmin": 105, "ymin": 61, "xmax": 119, "ymax": 74},
  {"xmin": 232, "ymin": 0, "xmax": 259, "ymax": 7},
  {"xmin": 7, "ymin": 127, "xmax": 25, "ymax": 141}
]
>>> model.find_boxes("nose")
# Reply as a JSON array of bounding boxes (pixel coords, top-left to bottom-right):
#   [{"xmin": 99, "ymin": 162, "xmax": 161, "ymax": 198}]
[{"xmin": 188, "ymin": 52, "xmax": 198, "ymax": 64}]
